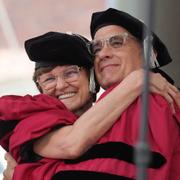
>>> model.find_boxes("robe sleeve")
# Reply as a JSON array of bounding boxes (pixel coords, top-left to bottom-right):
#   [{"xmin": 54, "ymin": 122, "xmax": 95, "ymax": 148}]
[
  {"xmin": 0, "ymin": 94, "xmax": 68, "ymax": 120},
  {"xmin": 9, "ymin": 107, "xmax": 77, "ymax": 162},
  {"xmin": 0, "ymin": 94, "xmax": 73, "ymax": 151},
  {"xmin": 12, "ymin": 159, "xmax": 62, "ymax": 180}
]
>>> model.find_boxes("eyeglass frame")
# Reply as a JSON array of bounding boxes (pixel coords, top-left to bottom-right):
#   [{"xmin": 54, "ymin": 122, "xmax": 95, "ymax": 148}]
[
  {"xmin": 36, "ymin": 65, "xmax": 83, "ymax": 91},
  {"xmin": 87, "ymin": 32, "xmax": 134, "ymax": 56}
]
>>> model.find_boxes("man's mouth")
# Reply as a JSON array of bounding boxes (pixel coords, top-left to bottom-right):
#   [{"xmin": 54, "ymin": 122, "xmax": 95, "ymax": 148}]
[
  {"xmin": 100, "ymin": 64, "xmax": 118, "ymax": 72},
  {"xmin": 58, "ymin": 92, "xmax": 76, "ymax": 100}
]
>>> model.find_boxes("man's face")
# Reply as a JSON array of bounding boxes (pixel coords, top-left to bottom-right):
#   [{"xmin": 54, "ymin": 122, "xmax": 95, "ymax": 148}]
[{"xmin": 93, "ymin": 25, "xmax": 143, "ymax": 89}]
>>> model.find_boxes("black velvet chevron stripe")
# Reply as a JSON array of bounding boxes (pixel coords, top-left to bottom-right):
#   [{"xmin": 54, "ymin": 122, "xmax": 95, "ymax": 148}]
[
  {"xmin": 65, "ymin": 141, "xmax": 166, "ymax": 169},
  {"xmin": 52, "ymin": 170, "xmax": 134, "ymax": 180},
  {"xmin": 0, "ymin": 120, "xmax": 19, "ymax": 139}
]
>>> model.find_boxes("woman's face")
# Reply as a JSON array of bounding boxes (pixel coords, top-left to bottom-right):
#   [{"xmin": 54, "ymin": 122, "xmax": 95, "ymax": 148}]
[{"xmin": 37, "ymin": 65, "xmax": 92, "ymax": 115}]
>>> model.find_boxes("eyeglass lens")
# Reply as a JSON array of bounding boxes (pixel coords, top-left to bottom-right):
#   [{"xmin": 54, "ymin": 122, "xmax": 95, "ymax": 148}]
[
  {"xmin": 38, "ymin": 66, "xmax": 81, "ymax": 90},
  {"xmin": 90, "ymin": 33, "xmax": 128, "ymax": 56}
]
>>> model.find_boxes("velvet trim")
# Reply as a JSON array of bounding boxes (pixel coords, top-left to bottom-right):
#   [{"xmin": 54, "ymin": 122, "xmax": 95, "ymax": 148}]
[
  {"xmin": 52, "ymin": 170, "xmax": 134, "ymax": 180},
  {"xmin": 65, "ymin": 142, "xmax": 166, "ymax": 169},
  {"xmin": 0, "ymin": 120, "xmax": 18, "ymax": 139}
]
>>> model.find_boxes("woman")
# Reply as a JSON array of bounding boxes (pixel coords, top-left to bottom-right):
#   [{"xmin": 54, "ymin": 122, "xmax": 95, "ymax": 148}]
[
  {"xmin": 1, "ymin": 31, "xmax": 179, "ymax": 180},
  {"xmin": 0, "ymin": 31, "xmax": 99, "ymax": 159}
]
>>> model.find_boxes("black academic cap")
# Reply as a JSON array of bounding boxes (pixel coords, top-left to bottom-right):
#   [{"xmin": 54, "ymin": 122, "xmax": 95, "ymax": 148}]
[
  {"xmin": 90, "ymin": 8, "xmax": 172, "ymax": 67},
  {"xmin": 25, "ymin": 32, "xmax": 93, "ymax": 70}
]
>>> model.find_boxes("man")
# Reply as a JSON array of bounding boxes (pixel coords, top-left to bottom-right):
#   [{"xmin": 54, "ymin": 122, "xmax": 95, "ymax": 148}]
[{"xmin": 87, "ymin": 8, "xmax": 180, "ymax": 179}]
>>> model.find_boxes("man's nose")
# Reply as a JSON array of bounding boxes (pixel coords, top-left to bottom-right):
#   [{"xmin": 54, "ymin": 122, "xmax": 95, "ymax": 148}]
[{"xmin": 97, "ymin": 43, "xmax": 113, "ymax": 59}]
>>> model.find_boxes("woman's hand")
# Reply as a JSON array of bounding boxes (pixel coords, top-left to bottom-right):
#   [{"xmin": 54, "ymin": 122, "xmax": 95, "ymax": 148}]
[
  {"xmin": 3, "ymin": 153, "xmax": 17, "ymax": 180},
  {"xmin": 150, "ymin": 72, "xmax": 179, "ymax": 113},
  {"xmin": 174, "ymin": 91, "xmax": 180, "ymax": 109},
  {"xmin": 123, "ymin": 69, "xmax": 180, "ymax": 113}
]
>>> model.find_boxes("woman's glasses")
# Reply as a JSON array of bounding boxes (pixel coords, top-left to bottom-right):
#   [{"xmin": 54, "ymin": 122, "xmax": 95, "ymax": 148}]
[{"xmin": 37, "ymin": 65, "xmax": 82, "ymax": 91}]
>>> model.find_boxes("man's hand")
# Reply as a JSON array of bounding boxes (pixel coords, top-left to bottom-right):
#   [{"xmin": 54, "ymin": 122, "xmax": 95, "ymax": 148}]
[{"xmin": 3, "ymin": 153, "xmax": 17, "ymax": 180}]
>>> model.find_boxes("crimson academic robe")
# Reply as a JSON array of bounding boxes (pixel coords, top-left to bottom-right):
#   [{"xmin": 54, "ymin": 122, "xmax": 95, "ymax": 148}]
[
  {"xmin": 0, "ymin": 87, "xmax": 180, "ymax": 180},
  {"xmin": 50, "ymin": 86, "xmax": 180, "ymax": 180},
  {"xmin": 0, "ymin": 94, "xmax": 77, "ymax": 159}
]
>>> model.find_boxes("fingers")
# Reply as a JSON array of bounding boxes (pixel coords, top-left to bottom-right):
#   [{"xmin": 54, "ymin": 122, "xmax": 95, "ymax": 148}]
[
  {"xmin": 3, "ymin": 153, "xmax": 16, "ymax": 180},
  {"xmin": 3, "ymin": 169, "xmax": 12, "ymax": 180},
  {"xmin": 167, "ymin": 83, "xmax": 177, "ymax": 98},
  {"xmin": 150, "ymin": 73, "xmax": 167, "ymax": 92},
  {"xmin": 168, "ymin": 83, "xmax": 179, "ymax": 93},
  {"xmin": 149, "ymin": 83, "xmax": 176, "ymax": 114},
  {"xmin": 160, "ymin": 83, "xmax": 178, "ymax": 114},
  {"xmin": 166, "ymin": 83, "xmax": 180, "ymax": 109},
  {"xmin": 4, "ymin": 152, "xmax": 11, "ymax": 161},
  {"xmin": 163, "ymin": 92, "xmax": 175, "ymax": 114},
  {"xmin": 150, "ymin": 84, "xmax": 173, "ymax": 100},
  {"xmin": 4, "ymin": 153, "xmax": 17, "ymax": 165},
  {"xmin": 149, "ymin": 72, "xmax": 180, "ymax": 112},
  {"xmin": 133, "ymin": 71, "xmax": 179, "ymax": 112},
  {"xmin": 3, "ymin": 170, "xmax": 9, "ymax": 180},
  {"xmin": 4, "ymin": 153, "xmax": 17, "ymax": 171},
  {"xmin": 3, "ymin": 170, "xmax": 7, "ymax": 180},
  {"xmin": 174, "ymin": 92, "xmax": 180, "ymax": 108}
]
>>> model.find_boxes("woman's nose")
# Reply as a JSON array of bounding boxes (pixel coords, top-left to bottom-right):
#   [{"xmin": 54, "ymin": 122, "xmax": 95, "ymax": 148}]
[{"xmin": 55, "ymin": 77, "xmax": 68, "ymax": 90}]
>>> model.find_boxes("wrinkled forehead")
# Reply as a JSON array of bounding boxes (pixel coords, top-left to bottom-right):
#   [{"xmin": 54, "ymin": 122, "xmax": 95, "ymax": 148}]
[
  {"xmin": 94, "ymin": 25, "xmax": 131, "ymax": 40},
  {"xmin": 49, "ymin": 65, "xmax": 76, "ymax": 73},
  {"xmin": 36, "ymin": 65, "xmax": 79, "ymax": 77}
]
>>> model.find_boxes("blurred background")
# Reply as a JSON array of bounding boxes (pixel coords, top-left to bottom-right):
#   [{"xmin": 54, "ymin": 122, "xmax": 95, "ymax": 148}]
[{"xmin": 0, "ymin": 0, "xmax": 179, "ymax": 178}]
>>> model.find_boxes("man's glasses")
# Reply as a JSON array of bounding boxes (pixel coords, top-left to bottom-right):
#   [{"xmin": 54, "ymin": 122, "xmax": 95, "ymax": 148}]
[
  {"xmin": 37, "ymin": 65, "xmax": 82, "ymax": 91},
  {"xmin": 88, "ymin": 32, "xmax": 129, "ymax": 56}
]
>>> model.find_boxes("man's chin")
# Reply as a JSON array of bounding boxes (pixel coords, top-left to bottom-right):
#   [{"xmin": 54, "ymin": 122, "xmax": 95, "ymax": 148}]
[{"xmin": 100, "ymin": 79, "xmax": 119, "ymax": 90}]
